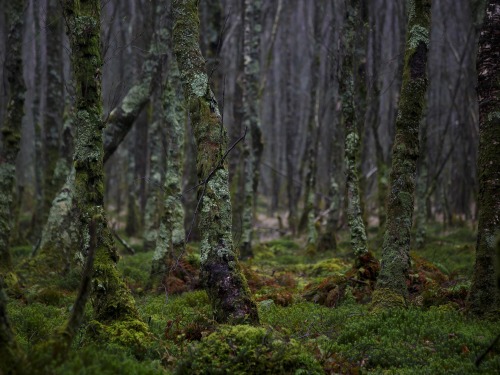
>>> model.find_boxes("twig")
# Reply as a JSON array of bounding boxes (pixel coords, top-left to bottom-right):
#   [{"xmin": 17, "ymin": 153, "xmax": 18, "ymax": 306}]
[{"xmin": 111, "ymin": 228, "xmax": 135, "ymax": 254}]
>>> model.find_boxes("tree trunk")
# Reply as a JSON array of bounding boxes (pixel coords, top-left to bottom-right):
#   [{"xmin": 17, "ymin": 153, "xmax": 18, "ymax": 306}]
[
  {"xmin": 172, "ymin": 0, "xmax": 259, "ymax": 324},
  {"xmin": 240, "ymin": 0, "xmax": 263, "ymax": 259},
  {"xmin": 373, "ymin": 0, "xmax": 431, "ymax": 308},
  {"xmin": 342, "ymin": 0, "xmax": 369, "ymax": 258},
  {"xmin": 41, "ymin": 0, "xmax": 65, "ymax": 227},
  {"xmin": 150, "ymin": 60, "xmax": 186, "ymax": 290},
  {"xmin": 0, "ymin": 0, "xmax": 26, "ymax": 274},
  {"xmin": 467, "ymin": 0, "xmax": 500, "ymax": 317},
  {"xmin": 62, "ymin": 0, "xmax": 148, "ymax": 346}
]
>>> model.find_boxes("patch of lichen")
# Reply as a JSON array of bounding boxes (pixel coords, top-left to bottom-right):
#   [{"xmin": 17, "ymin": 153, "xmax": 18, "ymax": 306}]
[{"xmin": 174, "ymin": 325, "xmax": 323, "ymax": 374}]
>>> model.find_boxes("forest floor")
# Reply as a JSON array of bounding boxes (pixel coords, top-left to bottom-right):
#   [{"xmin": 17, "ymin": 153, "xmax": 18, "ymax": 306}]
[{"xmin": 7, "ymin": 223, "xmax": 500, "ymax": 374}]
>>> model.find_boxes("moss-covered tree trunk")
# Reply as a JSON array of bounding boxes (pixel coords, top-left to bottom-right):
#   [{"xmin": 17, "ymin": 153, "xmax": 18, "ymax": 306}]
[
  {"xmin": 0, "ymin": 0, "xmax": 26, "ymax": 275},
  {"xmin": 373, "ymin": 0, "xmax": 430, "ymax": 307},
  {"xmin": 30, "ymin": 28, "xmax": 165, "ymax": 278},
  {"xmin": 342, "ymin": 0, "xmax": 368, "ymax": 259},
  {"xmin": 172, "ymin": 0, "xmax": 259, "ymax": 324},
  {"xmin": 240, "ymin": 0, "xmax": 264, "ymax": 259},
  {"xmin": 150, "ymin": 60, "xmax": 186, "ymax": 289},
  {"xmin": 62, "ymin": 0, "xmax": 148, "ymax": 345},
  {"xmin": 467, "ymin": 0, "xmax": 500, "ymax": 317}
]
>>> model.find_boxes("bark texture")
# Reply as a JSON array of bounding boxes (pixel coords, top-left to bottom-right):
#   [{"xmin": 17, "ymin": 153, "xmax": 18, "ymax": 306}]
[
  {"xmin": 240, "ymin": 0, "xmax": 264, "ymax": 259},
  {"xmin": 342, "ymin": 0, "xmax": 368, "ymax": 258},
  {"xmin": 467, "ymin": 0, "xmax": 500, "ymax": 317},
  {"xmin": 150, "ymin": 60, "xmax": 186, "ymax": 289},
  {"xmin": 172, "ymin": 0, "xmax": 259, "ymax": 324},
  {"xmin": 373, "ymin": 0, "xmax": 431, "ymax": 307},
  {"xmin": 0, "ymin": 0, "xmax": 26, "ymax": 274},
  {"xmin": 41, "ymin": 0, "xmax": 65, "ymax": 226},
  {"xmin": 62, "ymin": 0, "xmax": 148, "ymax": 345}
]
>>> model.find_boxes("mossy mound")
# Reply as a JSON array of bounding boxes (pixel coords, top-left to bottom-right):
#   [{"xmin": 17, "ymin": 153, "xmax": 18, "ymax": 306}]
[
  {"xmin": 88, "ymin": 318, "xmax": 153, "ymax": 358},
  {"xmin": 174, "ymin": 325, "xmax": 323, "ymax": 374}
]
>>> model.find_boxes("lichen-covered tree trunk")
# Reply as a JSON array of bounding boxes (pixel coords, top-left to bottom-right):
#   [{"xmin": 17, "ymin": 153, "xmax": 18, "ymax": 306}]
[
  {"xmin": 172, "ymin": 0, "xmax": 259, "ymax": 324},
  {"xmin": 41, "ymin": 0, "xmax": 65, "ymax": 226},
  {"xmin": 0, "ymin": 0, "xmax": 26, "ymax": 275},
  {"xmin": 240, "ymin": 0, "xmax": 263, "ymax": 259},
  {"xmin": 143, "ymin": 120, "xmax": 163, "ymax": 251},
  {"xmin": 62, "ymin": 0, "xmax": 147, "ymax": 344},
  {"xmin": 150, "ymin": 60, "xmax": 186, "ymax": 289},
  {"xmin": 29, "ymin": 27, "xmax": 165, "ymax": 278},
  {"xmin": 467, "ymin": 0, "xmax": 500, "ymax": 317},
  {"xmin": 342, "ymin": 0, "xmax": 368, "ymax": 259},
  {"xmin": 373, "ymin": 0, "xmax": 430, "ymax": 308},
  {"xmin": 0, "ymin": 277, "xmax": 24, "ymax": 375}
]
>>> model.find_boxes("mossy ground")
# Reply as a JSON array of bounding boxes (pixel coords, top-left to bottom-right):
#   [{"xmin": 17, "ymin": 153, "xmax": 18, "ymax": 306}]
[{"xmin": 6, "ymin": 223, "xmax": 500, "ymax": 374}]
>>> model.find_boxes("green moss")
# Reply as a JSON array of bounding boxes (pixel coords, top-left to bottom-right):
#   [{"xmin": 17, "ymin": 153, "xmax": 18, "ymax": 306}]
[
  {"xmin": 175, "ymin": 325, "xmax": 323, "ymax": 374},
  {"xmin": 371, "ymin": 288, "xmax": 407, "ymax": 310},
  {"xmin": 87, "ymin": 318, "xmax": 152, "ymax": 356},
  {"xmin": 53, "ymin": 343, "xmax": 166, "ymax": 375}
]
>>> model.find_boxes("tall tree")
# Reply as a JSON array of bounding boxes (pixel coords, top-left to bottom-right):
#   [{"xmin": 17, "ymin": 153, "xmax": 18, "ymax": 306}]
[
  {"xmin": 240, "ymin": 0, "xmax": 264, "ymax": 258},
  {"xmin": 41, "ymin": 0, "xmax": 65, "ymax": 223},
  {"xmin": 172, "ymin": 0, "xmax": 259, "ymax": 324},
  {"xmin": 0, "ymin": 0, "xmax": 26, "ymax": 274},
  {"xmin": 150, "ymin": 60, "xmax": 186, "ymax": 289},
  {"xmin": 342, "ymin": 0, "xmax": 369, "ymax": 258},
  {"xmin": 467, "ymin": 0, "xmax": 500, "ymax": 317},
  {"xmin": 373, "ymin": 0, "xmax": 431, "ymax": 307},
  {"xmin": 61, "ymin": 0, "xmax": 148, "ymax": 343}
]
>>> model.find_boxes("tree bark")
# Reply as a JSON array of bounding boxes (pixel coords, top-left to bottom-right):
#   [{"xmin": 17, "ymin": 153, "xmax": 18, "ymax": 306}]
[
  {"xmin": 342, "ymin": 0, "xmax": 369, "ymax": 258},
  {"xmin": 61, "ymin": 0, "xmax": 148, "ymax": 345},
  {"xmin": 172, "ymin": 0, "xmax": 259, "ymax": 324},
  {"xmin": 467, "ymin": 0, "xmax": 500, "ymax": 317},
  {"xmin": 150, "ymin": 60, "xmax": 186, "ymax": 290},
  {"xmin": 240, "ymin": 0, "xmax": 263, "ymax": 259},
  {"xmin": 0, "ymin": 0, "xmax": 26, "ymax": 274},
  {"xmin": 373, "ymin": 0, "xmax": 431, "ymax": 308}
]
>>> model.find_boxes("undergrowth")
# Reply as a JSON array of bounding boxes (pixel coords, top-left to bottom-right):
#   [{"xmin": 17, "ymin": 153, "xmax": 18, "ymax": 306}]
[{"xmin": 5, "ymin": 224, "xmax": 499, "ymax": 374}]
